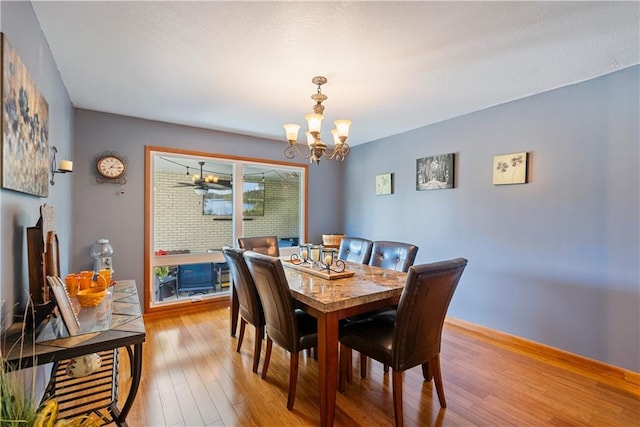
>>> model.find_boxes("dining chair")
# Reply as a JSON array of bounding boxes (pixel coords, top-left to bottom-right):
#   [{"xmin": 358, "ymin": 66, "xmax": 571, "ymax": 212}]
[
  {"xmin": 237, "ymin": 236, "xmax": 280, "ymax": 256},
  {"xmin": 243, "ymin": 250, "xmax": 318, "ymax": 410},
  {"xmin": 338, "ymin": 258, "xmax": 468, "ymax": 427},
  {"xmin": 222, "ymin": 246, "xmax": 265, "ymax": 374},
  {"xmin": 338, "ymin": 237, "xmax": 373, "ymax": 264},
  {"xmin": 346, "ymin": 240, "xmax": 418, "ymax": 376},
  {"xmin": 368, "ymin": 240, "xmax": 418, "ymax": 273}
]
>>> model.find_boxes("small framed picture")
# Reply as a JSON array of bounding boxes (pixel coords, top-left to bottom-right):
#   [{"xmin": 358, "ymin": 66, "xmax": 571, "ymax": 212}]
[
  {"xmin": 416, "ymin": 153, "xmax": 455, "ymax": 190},
  {"xmin": 493, "ymin": 152, "xmax": 528, "ymax": 185},
  {"xmin": 376, "ymin": 173, "xmax": 393, "ymax": 195},
  {"xmin": 47, "ymin": 276, "xmax": 80, "ymax": 336}
]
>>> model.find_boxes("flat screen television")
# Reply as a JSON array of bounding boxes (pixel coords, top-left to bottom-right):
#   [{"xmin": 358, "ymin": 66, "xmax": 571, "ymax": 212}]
[{"xmin": 203, "ymin": 181, "xmax": 265, "ymax": 217}]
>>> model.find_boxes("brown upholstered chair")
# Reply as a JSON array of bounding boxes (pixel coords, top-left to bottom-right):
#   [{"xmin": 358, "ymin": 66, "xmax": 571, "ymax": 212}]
[
  {"xmin": 338, "ymin": 258, "xmax": 468, "ymax": 427},
  {"xmin": 222, "ymin": 246, "xmax": 265, "ymax": 373},
  {"xmin": 368, "ymin": 240, "xmax": 418, "ymax": 273},
  {"xmin": 243, "ymin": 251, "xmax": 318, "ymax": 410},
  {"xmin": 348, "ymin": 240, "xmax": 419, "ymax": 376},
  {"xmin": 338, "ymin": 237, "xmax": 373, "ymax": 264},
  {"xmin": 237, "ymin": 236, "xmax": 280, "ymax": 256}
]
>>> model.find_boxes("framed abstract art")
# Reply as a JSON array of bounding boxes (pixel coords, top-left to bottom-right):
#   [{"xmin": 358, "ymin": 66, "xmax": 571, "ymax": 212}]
[{"xmin": 2, "ymin": 33, "xmax": 50, "ymax": 197}]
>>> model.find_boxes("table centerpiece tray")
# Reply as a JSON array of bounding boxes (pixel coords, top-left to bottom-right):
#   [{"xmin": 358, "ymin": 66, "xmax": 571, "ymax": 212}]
[{"xmin": 282, "ymin": 259, "xmax": 355, "ymax": 280}]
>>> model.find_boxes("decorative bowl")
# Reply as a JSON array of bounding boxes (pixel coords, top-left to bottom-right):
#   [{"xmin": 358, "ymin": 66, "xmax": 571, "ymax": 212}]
[{"xmin": 76, "ymin": 288, "xmax": 107, "ymax": 307}]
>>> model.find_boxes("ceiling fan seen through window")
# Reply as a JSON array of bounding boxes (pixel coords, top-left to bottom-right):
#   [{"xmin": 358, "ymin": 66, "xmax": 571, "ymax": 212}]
[{"xmin": 173, "ymin": 161, "xmax": 232, "ymax": 194}]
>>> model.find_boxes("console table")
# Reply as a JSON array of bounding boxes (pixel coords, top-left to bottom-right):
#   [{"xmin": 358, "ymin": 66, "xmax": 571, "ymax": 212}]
[{"xmin": 2, "ymin": 280, "xmax": 145, "ymax": 426}]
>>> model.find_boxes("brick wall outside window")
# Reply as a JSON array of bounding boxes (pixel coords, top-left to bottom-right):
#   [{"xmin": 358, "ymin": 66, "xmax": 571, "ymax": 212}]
[{"xmin": 154, "ymin": 171, "xmax": 300, "ymax": 252}]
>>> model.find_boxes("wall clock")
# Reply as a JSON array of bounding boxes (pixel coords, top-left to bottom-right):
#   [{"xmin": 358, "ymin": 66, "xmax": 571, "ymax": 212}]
[{"xmin": 95, "ymin": 151, "xmax": 128, "ymax": 185}]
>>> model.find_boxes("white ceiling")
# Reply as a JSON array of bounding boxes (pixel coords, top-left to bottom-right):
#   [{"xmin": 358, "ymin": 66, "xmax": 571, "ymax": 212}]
[{"xmin": 32, "ymin": 1, "xmax": 639, "ymax": 147}]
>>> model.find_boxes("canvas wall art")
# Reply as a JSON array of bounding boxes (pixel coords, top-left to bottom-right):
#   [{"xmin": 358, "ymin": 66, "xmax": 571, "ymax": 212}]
[
  {"xmin": 493, "ymin": 152, "xmax": 528, "ymax": 185},
  {"xmin": 416, "ymin": 153, "xmax": 454, "ymax": 190},
  {"xmin": 2, "ymin": 33, "xmax": 50, "ymax": 197},
  {"xmin": 375, "ymin": 173, "xmax": 392, "ymax": 195}
]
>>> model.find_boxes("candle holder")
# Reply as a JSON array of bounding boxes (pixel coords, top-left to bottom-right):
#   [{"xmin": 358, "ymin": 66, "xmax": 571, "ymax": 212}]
[
  {"xmin": 50, "ymin": 146, "xmax": 73, "ymax": 186},
  {"xmin": 320, "ymin": 247, "xmax": 346, "ymax": 273},
  {"xmin": 290, "ymin": 243, "xmax": 312, "ymax": 265},
  {"xmin": 308, "ymin": 244, "xmax": 323, "ymax": 269}
]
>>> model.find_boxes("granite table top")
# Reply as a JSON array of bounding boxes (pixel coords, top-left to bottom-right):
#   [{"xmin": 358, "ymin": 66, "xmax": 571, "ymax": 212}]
[{"xmin": 283, "ymin": 260, "xmax": 407, "ymax": 313}]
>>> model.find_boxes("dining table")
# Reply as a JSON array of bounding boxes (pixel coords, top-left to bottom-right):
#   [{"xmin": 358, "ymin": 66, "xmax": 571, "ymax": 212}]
[{"xmin": 281, "ymin": 259, "xmax": 408, "ymax": 427}]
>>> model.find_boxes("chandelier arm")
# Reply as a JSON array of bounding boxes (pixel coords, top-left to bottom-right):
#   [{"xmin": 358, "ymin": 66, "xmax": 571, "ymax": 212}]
[
  {"xmin": 336, "ymin": 144, "xmax": 351, "ymax": 161},
  {"xmin": 323, "ymin": 143, "xmax": 351, "ymax": 162},
  {"xmin": 285, "ymin": 143, "xmax": 314, "ymax": 160}
]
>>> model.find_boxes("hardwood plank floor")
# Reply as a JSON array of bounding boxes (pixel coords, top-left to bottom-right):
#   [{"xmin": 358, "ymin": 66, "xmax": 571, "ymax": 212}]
[{"xmin": 116, "ymin": 307, "xmax": 639, "ymax": 426}]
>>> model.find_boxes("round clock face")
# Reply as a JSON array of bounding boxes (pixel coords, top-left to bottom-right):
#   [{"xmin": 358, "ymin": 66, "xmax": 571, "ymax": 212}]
[{"xmin": 97, "ymin": 155, "xmax": 126, "ymax": 179}]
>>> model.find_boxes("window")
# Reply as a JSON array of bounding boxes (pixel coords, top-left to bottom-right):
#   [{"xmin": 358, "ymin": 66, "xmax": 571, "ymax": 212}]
[{"xmin": 145, "ymin": 146, "xmax": 307, "ymax": 312}]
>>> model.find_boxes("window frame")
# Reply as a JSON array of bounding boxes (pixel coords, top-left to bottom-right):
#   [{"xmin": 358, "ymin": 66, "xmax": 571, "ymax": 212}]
[{"xmin": 144, "ymin": 146, "xmax": 308, "ymax": 314}]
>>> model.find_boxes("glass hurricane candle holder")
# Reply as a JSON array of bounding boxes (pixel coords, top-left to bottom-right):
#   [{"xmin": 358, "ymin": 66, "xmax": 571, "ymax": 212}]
[
  {"xmin": 320, "ymin": 247, "xmax": 345, "ymax": 273},
  {"xmin": 309, "ymin": 244, "xmax": 323, "ymax": 268},
  {"xmin": 290, "ymin": 243, "xmax": 311, "ymax": 265}
]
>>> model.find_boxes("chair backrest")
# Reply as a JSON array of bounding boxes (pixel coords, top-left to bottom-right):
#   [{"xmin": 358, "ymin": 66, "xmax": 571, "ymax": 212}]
[
  {"xmin": 238, "ymin": 236, "xmax": 280, "ymax": 257},
  {"xmin": 338, "ymin": 237, "xmax": 373, "ymax": 264},
  {"xmin": 392, "ymin": 258, "xmax": 468, "ymax": 371},
  {"xmin": 243, "ymin": 251, "xmax": 300, "ymax": 353},
  {"xmin": 369, "ymin": 241, "xmax": 419, "ymax": 272},
  {"xmin": 222, "ymin": 246, "xmax": 264, "ymax": 327}
]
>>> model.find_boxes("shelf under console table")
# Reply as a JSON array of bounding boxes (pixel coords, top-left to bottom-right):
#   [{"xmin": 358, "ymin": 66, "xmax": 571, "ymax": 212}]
[{"xmin": 2, "ymin": 280, "xmax": 146, "ymax": 426}]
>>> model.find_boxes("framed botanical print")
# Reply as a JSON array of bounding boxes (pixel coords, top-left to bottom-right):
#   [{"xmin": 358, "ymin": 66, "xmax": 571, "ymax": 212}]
[
  {"xmin": 493, "ymin": 152, "xmax": 528, "ymax": 185},
  {"xmin": 376, "ymin": 173, "xmax": 392, "ymax": 195}
]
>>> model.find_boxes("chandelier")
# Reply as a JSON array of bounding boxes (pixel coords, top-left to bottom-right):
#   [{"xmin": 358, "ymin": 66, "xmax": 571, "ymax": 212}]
[{"xmin": 283, "ymin": 76, "xmax": 351, "ymax": 164}]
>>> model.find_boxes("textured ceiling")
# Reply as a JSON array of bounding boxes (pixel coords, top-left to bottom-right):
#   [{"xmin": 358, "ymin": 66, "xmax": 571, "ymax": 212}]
[{"xmin": 32, "ymin": 1, "xmax": 639, "ymax": 147}]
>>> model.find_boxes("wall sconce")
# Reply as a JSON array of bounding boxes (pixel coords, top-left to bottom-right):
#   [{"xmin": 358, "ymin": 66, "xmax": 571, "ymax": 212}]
[{"xmin": 50, "ymin": 146, "xmax": 73, "ymax": 185}]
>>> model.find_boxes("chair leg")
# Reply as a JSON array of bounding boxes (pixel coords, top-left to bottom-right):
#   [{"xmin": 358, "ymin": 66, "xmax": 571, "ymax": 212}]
[
  {"xmin": 287, "ymin": 352, "xmax": 299, "ymax": 410},
  {"xmin": 252, "ymin": 325, "xmax": 264, "ymax": 373},
  {"xmin": 261, "ymin": 336, "xmax": 273, "ymax": 379},
  {"xmin": 421, "ymin": 360, "xmax": 433, "ymax": 381},
  {"xmin": 392, "ymin": 370, "xmax": 404, "ymax": 427},
  {"xmin": 431, "ymin": 354, "xmax": 447, "ymax": 408},
  {"xmin": 236, "ymin": 318, "xmax": 247, "ymax": 352},
  {"xmin": 360, "ymin": 353, "xmax": 367, "ymax": 378}
]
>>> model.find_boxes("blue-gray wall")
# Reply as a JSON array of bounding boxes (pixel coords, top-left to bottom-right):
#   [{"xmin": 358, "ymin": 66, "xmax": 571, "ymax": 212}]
[
  {"xmin": 344, "ymin": 66, "xmax": 640, "ymax": 372},
  {"xmin": 2, "ymin": 0, "xmax": 637, "ymax": 374},
  {"xmin": 71, "ymin": 110, "xmax": 345, "ymax": 296},
  {"xmin": 0, "ymin": 1, "xmax": 74, "ymax": 323}
]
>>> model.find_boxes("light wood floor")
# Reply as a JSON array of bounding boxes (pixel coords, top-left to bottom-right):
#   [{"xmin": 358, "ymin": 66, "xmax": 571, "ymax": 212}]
[{"xmin": 117, "ymin": 307, "xmax": 639, "ymax": 426}]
